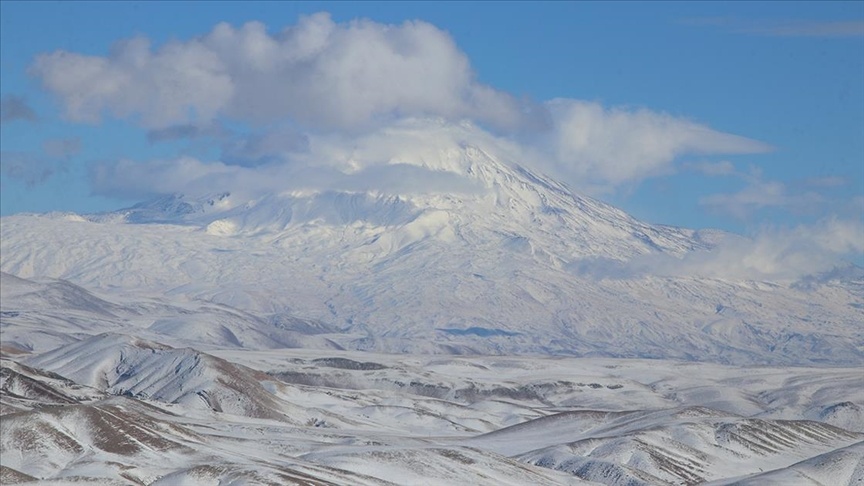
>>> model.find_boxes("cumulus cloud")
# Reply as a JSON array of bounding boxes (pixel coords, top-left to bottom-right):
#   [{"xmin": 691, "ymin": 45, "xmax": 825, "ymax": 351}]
[
  {"xmin": 29, "ymin": 15, "xmax": 773, "ymax": 197},
  {"xmin": 30, "ymin": 13, "xmax": 528, "ymax": 131},
  {"xmin": 0, "ymin": 95, "xmax": 37, "ymax": 123}
]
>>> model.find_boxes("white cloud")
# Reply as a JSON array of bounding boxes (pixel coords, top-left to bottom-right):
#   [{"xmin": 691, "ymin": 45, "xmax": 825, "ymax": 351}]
[
  {"xmin": 639, "ymin": 218, "xmax": 864, "ymax": 281},
  {"xmin": 90, "ymin": 121, "xmax": 489, "ymax": 201},
  {"xmin": 90, "ymin": 113, "xmax": 771, "ymax": 203},
  {"xmin": 30, "ymin": 14, "xmax": 526, "ymax": 131},
  {"xmin": 699, "ymin": 173, "xmax": 823, "ymax": 220},
  {"xmin": 537, "ymin": 100, "xmax": 772, "ymax": 190},
  {"xmin": 31, "ymin": 36, "xmax": 234, "ymax": 127},
  {"xmin": 30, "ymin": 15, "xmax": 773, "ymax": 195},
  {"xmin": 684, "ymin": 160, "xmax": 737, "ymax": 177}
]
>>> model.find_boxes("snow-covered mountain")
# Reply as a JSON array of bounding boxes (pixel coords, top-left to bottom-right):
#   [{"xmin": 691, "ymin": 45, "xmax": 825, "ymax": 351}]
[
  {"xmin": 2, "ymin": 122, "xmax": 861, "ymax": 365},
  {"xmin": 2, "ymin": 121, "xmax": 863, "ymax": 484}
]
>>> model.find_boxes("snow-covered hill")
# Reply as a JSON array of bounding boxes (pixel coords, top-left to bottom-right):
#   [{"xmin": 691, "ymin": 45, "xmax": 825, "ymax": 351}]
[{"xmin": 3, "ymin": 348, "xmax": 862, "ymax": 485}]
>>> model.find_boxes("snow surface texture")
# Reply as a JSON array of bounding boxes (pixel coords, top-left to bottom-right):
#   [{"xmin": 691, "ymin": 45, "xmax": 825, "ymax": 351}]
[{"xmin": 1, "ymin": 122, "xmax": 863, "ymax": 483}]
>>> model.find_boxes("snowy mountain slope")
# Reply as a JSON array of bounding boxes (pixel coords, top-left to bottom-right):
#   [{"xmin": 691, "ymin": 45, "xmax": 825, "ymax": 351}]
[
  {"xmin": 5, "ymin": 345, "xmax": 862, "ymax": 485},
  {"xmin": 0, "ymin": 359, "xmax": 105, "ymax": 414},
  {"xmin": 299, "ymin": 445, "xmax": 590, "ymax": 486},
  {"xmin": 21, "ymin": 333, "xmax": 357, "ymax": 425},
  {"xmin": 706, "ymin": 439, "xmax": 864, "ymax": 486},
  {"xmin": 0, "ymin": 466, "xmax": 38, "ymax": 484},
  {"xmin": 0, "ymin": 399, "xmax": 199, "ymax": 482},
  {"xmin": 0, "ymin": 272, "xmax": 123, "ymax": 317},
  {"xmin": 3, "ymin": 122, "xmax": 861, "ymax": 364},
  {"xmin": 0, "ymin": 390, "xmax": 397, "ymax": 486},
  {"xmin": 148, "ymin": 462, "xmax": 398, "ymax": 486},
  {"xmin": 216, "ymin": 348, "xmax": 864, "ymax": 423},
  {"xmin": 0, "ymin": 271, "xmax": 135, "ymax": 354},
  {"xmin": 2, "ymin": 211, "xmax": 861, "ymax": 365},
  {"xmin": 513, "ymin": 412, "xmax": 862, "ymax": 485},
  {"xmin": 0, "ymin": 124, "xmax": 864, "ymax": 364},
  {"xmin": 0, "ymin": 272, "xmax": 346, "ymax": 356},
  {"xmin": 3, "ymin": 352, "xmax": 595, "ymax": 485}
]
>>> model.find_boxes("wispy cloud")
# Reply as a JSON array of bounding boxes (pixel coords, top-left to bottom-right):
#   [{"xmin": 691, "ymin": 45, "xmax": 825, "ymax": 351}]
[
  {"xmin": 0, "ymin": 138, "xmax": 80, "ymax": 186},
  {"xmin": 146, "ymin": 123, "xmax": 229, "ymax": 143},
  {"xmin": 0, "ymin": 151, "xmax": 61, "ymax": 186},
  {"xmin": 42, "ymin": 137, "xmax": 82, "ymax": 159},
  {"xmin": 538, "ymin": 100, "xmax": 771, "ymax": 191},
  {"xmin": 696, "ymin": 164, "xmax": 855, "ymax": 220},
  {"xmin": 0, "ymin": 95, "xmax": 37, "ymax": 124},
  {"xmin": 683, "ymin": 160, "xmax": 738, "ymax": 177},
  {"xmin": 683, "ymin": 17, "xmax": 864, "ymax": 38},
  {"xmin": 745, "ymin": 20, "xmax": 864, "ymax": 38},
  {"xmin": 699, "ymin": 180, "xmax": 822, "ymax": 219},
  {"xmin": 573, "ymin": 218, "xmax": 864, "ymax": 282},
  {"xmin": 650, "ymin": 218, "xmax": 864, "ymax": 281},
  {"xmin": 799, "ymin": 175, "xmax": 848, "ymax": 188},
  {"xmin": 696, "ymin": 165, "xmax": 824, "ymax": 220}
]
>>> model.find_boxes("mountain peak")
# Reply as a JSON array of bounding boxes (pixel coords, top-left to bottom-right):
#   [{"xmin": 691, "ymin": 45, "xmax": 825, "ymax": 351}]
[{"xmin": 89, "ymin": 131, "xmax": 708, "ymax": 262}]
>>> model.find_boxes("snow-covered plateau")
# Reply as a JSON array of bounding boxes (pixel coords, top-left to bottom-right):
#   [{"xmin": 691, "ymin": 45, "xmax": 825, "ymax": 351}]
[{"xmin": 1, "ymin": 123, "xmax": 862, "ymax": 484}]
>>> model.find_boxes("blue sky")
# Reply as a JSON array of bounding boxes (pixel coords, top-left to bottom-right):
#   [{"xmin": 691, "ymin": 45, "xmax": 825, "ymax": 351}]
[{"xmin": 1, "ymin": 1, "xmax": 862, "ymax": 248}]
